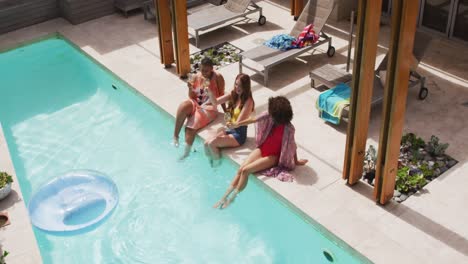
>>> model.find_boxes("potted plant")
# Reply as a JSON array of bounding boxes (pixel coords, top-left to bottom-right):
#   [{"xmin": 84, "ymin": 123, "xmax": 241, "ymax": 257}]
[
  {"xmin": 363, "ymin": 145, "xmax": 377, "ymax": 184},
  {"xmin": 0, "ymin": 248, "xmax": 8, "ymax": 264},
  {"xmin": 0, "ymin": 172, "xmax": 13, "ymax": 200}
]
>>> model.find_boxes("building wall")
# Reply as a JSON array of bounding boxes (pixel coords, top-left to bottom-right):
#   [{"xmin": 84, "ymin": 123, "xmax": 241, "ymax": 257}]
[{"xmin": 0, "ymin": 0, "xmax": 59, "ymax": 34}]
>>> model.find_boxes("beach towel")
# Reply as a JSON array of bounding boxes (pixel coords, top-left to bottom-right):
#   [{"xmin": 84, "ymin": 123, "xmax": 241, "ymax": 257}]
[
  {"xmin": 292, "ymin": 24, "xmax": 319, "ymax": 48},
  {"xmin": 264, "ymin": 34, "xmax": 297, "ymax": 51},
  {"xmin": 316, "ymin": 83, "xmax": 351, "ymax": 125}
]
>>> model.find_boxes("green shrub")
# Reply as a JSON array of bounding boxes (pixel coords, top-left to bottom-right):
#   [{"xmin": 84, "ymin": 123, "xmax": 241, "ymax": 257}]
[
  {"xmin": 0, "ymin": 172, "xmax": 13, "ymax": 189},
  {"xmin": 0, "ymin": 250, "xmax": 8, "ymax": 264},
  {"xmin": 364, "ymin": 145, "xmax": 377, "ymax": 173},
  {"xmin": 410, "ymin": 150, "xmax": 424, "ymax": 164},
  {"xmin": 420, "ymin": 163, "xmax": 434, "ymax": 179},
  {"xmin": 401, "ymin": 132, "xmax": 425, "ymax": 150},
  {"xmin": 426, "ymin": 135, "xmax": 449, "ymax": 157},
  {"xmin": 396, "ymin": 166, "xmax": 427, "ymax": 193}
]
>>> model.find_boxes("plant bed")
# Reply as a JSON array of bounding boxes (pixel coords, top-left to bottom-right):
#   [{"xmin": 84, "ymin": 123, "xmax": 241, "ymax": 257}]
[
  {"xmin": 0, "ymin": 171, "xmax": 13, "ymax": 201},
  {"xmin": 190, "ymin": 42, "xmax": 243, "ymax": 73},
  {"xmin": 362, "ymin": 133, "xmax": 458, "ymax": 203}
]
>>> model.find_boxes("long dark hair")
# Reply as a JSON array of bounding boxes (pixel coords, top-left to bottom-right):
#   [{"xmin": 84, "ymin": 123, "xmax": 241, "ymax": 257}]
[{"xmin": 228, "ymin": 73, "xmax": 254, "ymax": 114}]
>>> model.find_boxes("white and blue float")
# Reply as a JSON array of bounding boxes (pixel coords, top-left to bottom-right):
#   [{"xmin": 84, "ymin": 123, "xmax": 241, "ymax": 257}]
[{"xmin": 28, "ymin": 170, "xmax": 119, "ymax": 234}]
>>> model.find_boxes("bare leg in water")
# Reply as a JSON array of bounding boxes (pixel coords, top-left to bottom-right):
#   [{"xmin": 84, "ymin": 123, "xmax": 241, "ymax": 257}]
[
  {"xmin": 179, "ymin": 127, "xmax": 197, "ymax": 159},
  {"xmin": 213, "ymin": 149, "xmax": 278, "ymax": 209},
  {"xmin": 204, "ymin": 132, "xmax": 240, "ymax": 166},
  {"xmin": 204, "ymin": 129, "xmax": 225, "ymax": 163},
  {"xmin": 173, "ymin": 100, "xmax": 193, "ymax": 147}
]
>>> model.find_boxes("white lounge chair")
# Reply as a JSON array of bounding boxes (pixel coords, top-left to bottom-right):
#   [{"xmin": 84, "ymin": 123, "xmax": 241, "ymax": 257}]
[
  {"xmin": 188, "ymin": 0, "xmax": 266, "ymax": 47},
  {"xmin": 239, "ymin": 0, "xmax": 336, "ymax": 86}
]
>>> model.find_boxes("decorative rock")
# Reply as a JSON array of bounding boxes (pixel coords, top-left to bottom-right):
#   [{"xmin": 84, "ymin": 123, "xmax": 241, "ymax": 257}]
[
  {"xmin": 394, "ymin": 197, "xmax": 401, "ymax": 203},
  {"xmin": 434, "ymin": 168, "xmax": 441, "ymax": 177},
  {"xmin": 400, "ymin": 194, "xmax": 408, "ymax": 202},
  {"xmin": 409, "ymin": 168, "xmax": 422, "ymax": 176},
  {"xmin": 408, "ymin": 192, "xmax": 414, "ymax": 196},
  {"xmin": 447, "ymin": 159, "xmax": 457, "ymax": 168},
  {"xmin": 394, "ymin": 190, "xmax": 401, "ymax": 197},
  {"xmin": 436, "ymin": 156, "xmax": 445, "ymax": 161},
  {"xmin": 439, "ymin": 166, "xmax": 448, "ymax": 174},
  {"xmin": 424, "ymin": 155, "xmax": 432, "ymax": 161},
  {"xmin": 428, "ymin": 161, "xmax": 435, "ymax": 168}
]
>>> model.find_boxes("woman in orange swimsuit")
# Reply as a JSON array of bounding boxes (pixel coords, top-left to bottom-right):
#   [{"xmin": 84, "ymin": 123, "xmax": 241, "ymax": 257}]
[
  {"xmin": 173, "ymin": 57, "xmax": 226, "ymax": 159},
  {"xmin": 213, "ymin": 96, "xmax": 308, "ymax": 209}
]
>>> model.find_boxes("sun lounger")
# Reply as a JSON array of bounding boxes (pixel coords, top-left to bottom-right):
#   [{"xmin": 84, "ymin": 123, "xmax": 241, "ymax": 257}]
[
  {"xmin": 188, "ymin": 0, "xmax": 266, "ymax": 47},
  {"xmin": 313, "ymin": 31, "xmax": 432, "ymax": 123},
  {"xmin": 238, "ymin": 0, "xmax": 335, "ymax": 87},
  {"xmin": 142, "ymin": 0, "xmax": 156, "ymax": 21}
]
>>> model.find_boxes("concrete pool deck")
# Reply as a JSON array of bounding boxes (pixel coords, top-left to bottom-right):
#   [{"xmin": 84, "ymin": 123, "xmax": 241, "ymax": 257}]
[{"xmin": 1, "ymin": 1, "xmax": 468, "ymax": 263}]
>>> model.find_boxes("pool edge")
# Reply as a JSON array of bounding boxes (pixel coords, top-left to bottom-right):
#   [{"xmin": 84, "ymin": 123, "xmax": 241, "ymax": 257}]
[
  {"xmin": 0, "ymin": 122, "xmax": 43, "ymax": 263},
  {"xmin": 1, "ymin": 33, "xmax": 374, "ymax": 264}
]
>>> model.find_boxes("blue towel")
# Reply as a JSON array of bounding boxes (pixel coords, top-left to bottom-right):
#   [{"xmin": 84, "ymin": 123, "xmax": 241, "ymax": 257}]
[
  {"xmin": 316, "ymin": 83, "xmax": 351, "ymax": 125},
  {"xmin": 264, "ymin": 34, "xmax": 297, "ymax": 51}
]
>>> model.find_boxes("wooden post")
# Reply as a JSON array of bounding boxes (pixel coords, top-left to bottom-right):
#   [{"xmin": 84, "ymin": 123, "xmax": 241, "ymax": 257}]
[
  {"xmin": 343, "ymin": 0, "xmax": 382, "ymax": 185},
  {"xmin": 155, "ymin": 0, "xmax": 174, "ymax": 67},
  {"xmin": 291, "ymin": 0, "xmax": 304, "ymax": 19},
  {"xmin": 374, "ymin": 0, "xmax": 419, "ymax": 204},
  {"xmin": 172, "ymin": 0, "xmax": 191, "ymax": 77}
]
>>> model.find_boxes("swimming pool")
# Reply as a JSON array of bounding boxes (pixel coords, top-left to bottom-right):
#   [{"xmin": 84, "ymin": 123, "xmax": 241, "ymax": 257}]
[{"xmin": 0, "ymin": 35, "xmax": 371, "ymax": 263}]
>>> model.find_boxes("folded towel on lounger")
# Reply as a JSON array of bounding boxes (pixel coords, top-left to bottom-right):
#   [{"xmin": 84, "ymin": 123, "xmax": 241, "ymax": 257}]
[{"xmin": 316, "ymin": 83, "xmax": 351, "ymax": 125}]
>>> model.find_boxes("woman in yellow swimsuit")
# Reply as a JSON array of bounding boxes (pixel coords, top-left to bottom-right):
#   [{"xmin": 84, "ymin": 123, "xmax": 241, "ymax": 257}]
[{"xmin": 204, "ymin": 73, "xmax": 255, "ymax": 164}]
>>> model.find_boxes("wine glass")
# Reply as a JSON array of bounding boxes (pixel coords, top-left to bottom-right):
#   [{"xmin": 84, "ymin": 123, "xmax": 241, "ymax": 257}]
[
  {"xmin": 187, "ymin": 73, "xmax": 196, "ymax": 87},
  {"xmin": 224, "ymin": 112, "xmax": 231, "ymax": 123},
  {"xmin": 203, "ymin": 77, "xmax": 210, "ymax": 89}
]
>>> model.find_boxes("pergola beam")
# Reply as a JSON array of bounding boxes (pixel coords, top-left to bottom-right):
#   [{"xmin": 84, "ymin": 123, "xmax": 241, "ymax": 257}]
[
  {"xmin": 155, "ymin": 0, "xmax": 174, "ymax": 67},
  {"xmin": 343, "ymin": 0, "xmax": 382, "ymax": 185},
  {"xmin": 374, "ymin": 0, "xmax": 419, "ymax": 204},
  {"xmin": 172, "ymin": 0, "xmax": 190, "ymax": 76},
  {"xmin": 155, "ymin": 0, "xmax": 190, "ymax": 76},
  {"xmin": 291, "ymin": 0, "xmax": 304, "ymax": 19}
]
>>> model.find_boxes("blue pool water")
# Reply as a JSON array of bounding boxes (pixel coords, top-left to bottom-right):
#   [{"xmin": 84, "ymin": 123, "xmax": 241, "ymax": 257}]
[{"xmin": 0, "ymin": 36, "xmax": 371, "ymax": 263}]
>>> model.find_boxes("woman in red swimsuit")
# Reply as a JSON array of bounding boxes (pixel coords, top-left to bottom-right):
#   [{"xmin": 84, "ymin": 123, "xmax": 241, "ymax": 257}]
[{"xmin": 214, "ymin": 96, "xmax": 308, "ymax": 209}]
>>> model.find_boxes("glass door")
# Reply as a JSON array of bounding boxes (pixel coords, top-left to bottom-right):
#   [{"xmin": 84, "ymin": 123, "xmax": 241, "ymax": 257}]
[
  {"xmin": 451, "ymin": 0, "xmax": 468, "ymax": 41},
  {"xmin": 420, "ymin": 0, "xmax": 456, "ymax": 34}
]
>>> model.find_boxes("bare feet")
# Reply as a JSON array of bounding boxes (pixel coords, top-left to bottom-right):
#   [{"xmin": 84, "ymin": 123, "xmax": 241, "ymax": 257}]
[
  {"xmin": 213, "ymin": 199, "xmax": 225, "ymax": 209},
  {"xmin": 221, "ymin": 194, "xmax": 237, "ymax": 209},
  {"xmin": 295, "ymin": 159, "xmax": 308, "ymax": 166},
  {"xmin": 178, "ymin": 145, "xmax": 192, "ymax": 160},
  {"xmin": 173, "ymin": 137, "xmax": 179, "ymax": 148},
  {"xmin": 212, "ymin": 158, "xmax": 222, "ymax": 168},
  {"xmin": 213, "ymin": 190, "xmax": 238, "ymax": 209}
]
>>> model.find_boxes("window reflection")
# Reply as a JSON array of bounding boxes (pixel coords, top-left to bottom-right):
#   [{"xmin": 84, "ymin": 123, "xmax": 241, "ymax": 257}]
[
  {"xmin": 453, "ymin": 0, "xmax": 468, "ymax": 41},
  {"xmin": 422, "ymin": 0, "xmax": 452, "ymax": 33}
]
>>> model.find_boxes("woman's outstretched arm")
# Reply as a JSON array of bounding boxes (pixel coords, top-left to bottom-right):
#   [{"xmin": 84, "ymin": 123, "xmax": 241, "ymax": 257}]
[
  {"xmin": 235, "ymin": 98, "xmax": 255, "ymax": 123},
  {"xmin": 207, "ymin": 92, "xmax": 231, "ymax": 106},
  {"xmin": 227, "ymin": 114, "xmax": 258, "ymax": 129}
]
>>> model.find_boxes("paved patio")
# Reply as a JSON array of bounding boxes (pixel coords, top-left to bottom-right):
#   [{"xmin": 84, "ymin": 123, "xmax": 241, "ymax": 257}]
[{"xmin": 1, "ymin": 0, "xmax": 468, "ymax": 263}]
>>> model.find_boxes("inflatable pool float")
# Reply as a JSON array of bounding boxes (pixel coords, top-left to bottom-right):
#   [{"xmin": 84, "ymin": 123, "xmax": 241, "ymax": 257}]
[{"xmin": 28, "ymin": 170, "xmax": 118, "ymax": 233}]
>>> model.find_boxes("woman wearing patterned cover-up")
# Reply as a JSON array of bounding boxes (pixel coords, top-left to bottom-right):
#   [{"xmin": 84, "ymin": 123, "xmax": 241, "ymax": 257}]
[
  {"xmin": 213, "ymin": 96, "xmax": 308, "ymax": 209},
  {"xmin": 173, "ymin": 57, "xmax": 226, "ymax": 159},
  {"xmin": 204, "ymin": 73, "xmax": 255, "ymax": 166}
]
